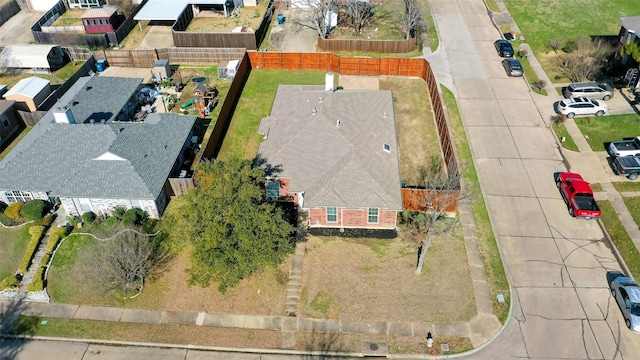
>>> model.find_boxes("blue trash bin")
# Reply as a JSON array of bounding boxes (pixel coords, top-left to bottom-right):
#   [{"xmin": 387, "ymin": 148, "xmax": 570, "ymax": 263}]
[
  {"xmin": 96, "ymin": 60, "xmax": 106, "ymax": 72},
  {"xmin": 277, "ymin": 14, "xmax": 284, "ymax": 25}
]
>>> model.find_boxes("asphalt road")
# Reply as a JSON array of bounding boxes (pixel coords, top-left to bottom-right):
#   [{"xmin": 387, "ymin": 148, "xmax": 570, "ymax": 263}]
[{"xmin": 426, "ymin": 0, "xmax": 640, "ymax": 359}]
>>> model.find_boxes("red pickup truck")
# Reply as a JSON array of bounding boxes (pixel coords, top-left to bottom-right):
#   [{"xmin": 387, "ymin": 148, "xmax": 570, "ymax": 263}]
[{"xmin": 554, "ymin": 172, "xmax": 601, "ymax": 219}]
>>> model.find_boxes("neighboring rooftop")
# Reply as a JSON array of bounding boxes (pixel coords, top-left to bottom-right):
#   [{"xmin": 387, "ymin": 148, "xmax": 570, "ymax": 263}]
[
  {"xmin": 81, "ymin": 5, "xmax": 118, "ymax": 18},
  {"xmin": 0, "ymin": 100, "xmax": 16, "ymax": 113},
  {"xmin": 0, "ymin": 45, "xmax": 59, "ymax": 69},
  {"xmin": 257, "ymin": 85, "xmax": 402, "ymax": 210},
  {"xmin": 134, "ymin": 0, "xmax": 229, "ymax": 21},
  {"xmin": 4, "ymin": 77, "xmax": 50, "ymax": 98},
  {"xmin": 621, "ymin": 16, "xmax": 640, "ymax": 34}
]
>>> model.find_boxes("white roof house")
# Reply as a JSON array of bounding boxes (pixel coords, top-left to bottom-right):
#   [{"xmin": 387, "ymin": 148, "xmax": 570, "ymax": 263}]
[
  {"xmin": 0, "ymin": 45, "xmax": 66, "ymax": 73},
  {"xmin": 28, "ymin": 0, "xmax": 59, "ymax": 11},
  {"xmin": 4, "ymin": 77, "xmax": 52, "ymax": 112},
  {"xmin": 134, "ymin": 0, "xmax": 233, "ymax": 21}
]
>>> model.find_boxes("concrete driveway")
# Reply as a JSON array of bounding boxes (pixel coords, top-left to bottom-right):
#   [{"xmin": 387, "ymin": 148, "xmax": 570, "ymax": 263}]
[
  {"xmin": 427, "ymin": 0, "xmax": 640, "ymax": 359},
  {"xmin": 0, "ymin": 10, "xmax": 45, "ymax": 46}
]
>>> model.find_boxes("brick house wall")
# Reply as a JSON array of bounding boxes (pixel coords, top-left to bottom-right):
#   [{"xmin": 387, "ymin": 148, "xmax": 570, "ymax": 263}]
[{"xmin": 308, "ymin": 207, "xmax": 397, "ymax": 229}]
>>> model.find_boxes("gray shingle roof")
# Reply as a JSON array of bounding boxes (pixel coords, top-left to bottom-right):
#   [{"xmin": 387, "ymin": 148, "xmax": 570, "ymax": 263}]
[
  {"xmin": 621, "ymin": 17, "xmax": 640, "ymax": 34},
  {"xmin": 0, "ymin": 76, "xmax": 196, "ymax": 200},
  {"xmin": 257, "ymin": 85, "xmax": 402, "ymax": 210}
]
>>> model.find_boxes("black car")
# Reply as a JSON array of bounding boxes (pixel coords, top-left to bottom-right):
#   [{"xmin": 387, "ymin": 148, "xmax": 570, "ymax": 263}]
[{"xmin": 494, "ymin": 39, "xmax": 514, "ymax": 57}]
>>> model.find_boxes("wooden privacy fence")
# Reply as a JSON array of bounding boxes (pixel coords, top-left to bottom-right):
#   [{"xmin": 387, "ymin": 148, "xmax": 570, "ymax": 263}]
[
  {"xmin": 94, "ymin": 48, "xmax": 247, "ymax": 67},
  {"xmin": 247, "ymin": 51, "xmax": 458, "ymax": 180},
  {"xmin": 402, "ymin": 188, "xmax": 459, "ymax": 213},
  {"xmin": 168, "ymin": 178, "xmax": 194, "ymax": 196},
  {"xmin": 95, "ymin": 49, "xmax": 158, "ymax": 68},
  {"xmin": 318, "ymin": 37, "xmax": 418, "ymax": 53}
]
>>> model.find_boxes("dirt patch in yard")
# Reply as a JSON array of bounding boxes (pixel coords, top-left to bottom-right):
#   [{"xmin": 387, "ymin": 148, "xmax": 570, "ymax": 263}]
[
  {"xmin": 186, "ymin": 3, "xmax": 267, "ymax": 32},
  {"xmin": 298, "ymin": 232, "xmax": 476, "ymax": 323}
]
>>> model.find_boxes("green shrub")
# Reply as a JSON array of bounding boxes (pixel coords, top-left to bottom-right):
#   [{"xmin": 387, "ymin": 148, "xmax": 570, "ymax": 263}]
[
  {"xmin": 37, "ymin": 213, "xmax": 55, "ymax": 227},
  {"xmin": 0, "ymin": 201, "xmax": 6, "ymax": 212},
  {"xmin": 27, "ymin": 268, "xmax": 45, "ymax": 292},
  {"xmin": 112, "ymin": 206, "xmax": 127, "ymax": 221},
  {"xmin": 122, "ymin": 208, "xmax": 148, "ymax": 226},
  {"xmin": 20, "ymin": 199, "xmax": 48, "ymax": 221},
  {"xmin": 45, "ymin": 226, "xmax": 68, "ymax": 254},
  {"xmin": 4, "ymin": 202, "xmax": 24, "ymax": 220},
  {"xmin": 40, "ymin": 254, "xmax": 50, "ymax": 267},
  {"xmin": 19, "ymin": 226, "xmax": 45, "ymax": 274},
  {"xmin": 81, "ymin": 211, "xmax": 97, "ymax": 224},
  {"xmin": 0, "ymin": 275, "xmax": 19, "ymax": 289}
]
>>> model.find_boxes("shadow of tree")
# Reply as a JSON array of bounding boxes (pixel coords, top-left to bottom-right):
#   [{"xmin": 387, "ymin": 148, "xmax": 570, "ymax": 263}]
[
  {"xmin": 0, "ymin": 295, "xmax": 40, "ymax": 360},
  {"xmin": 302, "ymin": 331, "xmax": 351, "ymax": 359}
]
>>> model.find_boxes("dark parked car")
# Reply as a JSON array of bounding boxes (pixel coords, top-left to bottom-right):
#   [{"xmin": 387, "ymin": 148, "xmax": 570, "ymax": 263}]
[
  {"xmin": 494, "ymin": 39, "xmax": 514, "ymax": 57},
  {"xmin": 502, "ymin": 58, "xmax": 523, "ymax": 77}
]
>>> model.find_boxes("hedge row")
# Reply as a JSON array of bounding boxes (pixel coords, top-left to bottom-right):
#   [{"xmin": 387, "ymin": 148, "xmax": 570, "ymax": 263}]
[
  {"xmin": 28, "ymin": 226, "xmax": 70, "ymax": 292},
  {"xmin": 0, "ymin": 275, "xmax": 18, "ymax": 289},
  {"xmin": 18, "ymin": 225, "xmax": 45, "ymax": 274}
]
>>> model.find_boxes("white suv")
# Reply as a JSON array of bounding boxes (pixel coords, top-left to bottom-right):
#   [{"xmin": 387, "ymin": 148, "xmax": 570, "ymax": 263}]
[{"xmin": 555, "ymin": 97, "xmax": 607, "ymax": 118}]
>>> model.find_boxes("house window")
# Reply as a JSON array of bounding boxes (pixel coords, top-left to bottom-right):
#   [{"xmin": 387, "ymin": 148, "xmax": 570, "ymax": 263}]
[
  {"xmin": 368, "ymin": 208, "xmax": 379, "ymax": 224},
  {"xmin": 84, "ymin": 20, "xmax": 90, "ymax": 25},
  {"xmin": 266, "ymin": 181, "xmax": 280, "ymax": 198},
  {"xmin": 5, "ymin": 191, "xmax": 32, "ymax": 203},
  {"xmin": 78, "ymin": 198, "xmax": 92, "ymax": 212},
  {"xmin": 0, "ymin": 114, "xmax": 8, "ymax": 128},
  {"xmin": 327, "ymin": 207, "xmax": 337, "ymax": 223}
]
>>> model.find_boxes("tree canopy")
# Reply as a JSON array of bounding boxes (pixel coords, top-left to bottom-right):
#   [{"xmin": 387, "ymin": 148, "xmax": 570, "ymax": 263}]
[{"xmin": 162, "ymin": 158, "xmax": 294, "ymax": 293}]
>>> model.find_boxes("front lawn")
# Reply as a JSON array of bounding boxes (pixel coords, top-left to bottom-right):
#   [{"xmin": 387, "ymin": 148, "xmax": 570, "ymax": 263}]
[
  {"xmin": 0, "ymin": 225, "xmax": 33, "ymax": 281},
  {"xmin": 551, "ymin": 120, "xmax": 579, "ymax": 152},
  {"xmin": 599, "ymin": 201, "xmax": 640, "ymax": 280},
  {"xmin": 574, "ymin": 114, "xmax": 640, "ymax": 152}
]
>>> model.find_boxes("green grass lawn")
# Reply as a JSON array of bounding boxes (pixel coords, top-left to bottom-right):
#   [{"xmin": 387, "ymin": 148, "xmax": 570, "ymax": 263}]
[
  {"xmin": 551, "ymin": 121, "xmax": 579, "ymax": 152},
  {"xmin": 503, "ymin": 0, "xmax": 639, "ymax": 56},
  {"xmin": 0, "ymin": 224, "xmax": 33, "ymax": 281},
  {"xmin": 217, "ymin": 70, "xmax": 328, "ymax": 161},
  {"xmin": 599, "ymin": 201, "xmax": 640, "ymax": 280},
  {"xmin": 442, "ymin": 85, "xmax": 509, "ymax": 323},
  {"xmin": 574, "ymin": 114, "xmax": 640, "ymax": 152},
  {"xmin": 613, "ymin": 182, "xmax": 640, "ymax": 193}
]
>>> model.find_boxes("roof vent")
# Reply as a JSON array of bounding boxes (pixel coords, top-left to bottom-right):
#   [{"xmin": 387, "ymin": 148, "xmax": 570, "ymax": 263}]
[
  {"xmin": 53, "ymin": 106, "xmax": 75, "ymax": 124},
  {"xmin": 336, "ymin": 119, "xmax": 341, "ymax": 128},
  {"xmin": 89, "ymin": 119, "xmax": 95, "ymax": 124},
  {"xmin": 312, "ymin": 107, "xmax": 317, "ymax": 115},
  {"xmin": 119, "ymin": 127, "xmax": 125, "ymax": 133},
  {"xmin": 164, "ymin": 145, "xmax": 168, "ymax": 150},
  {"xmin": 318, "ymin": 96, "xmax": 324, "ymax": 103},
  {"xmin": 383, "ymin": 143, "xmax": 391, "ymax": 153}
]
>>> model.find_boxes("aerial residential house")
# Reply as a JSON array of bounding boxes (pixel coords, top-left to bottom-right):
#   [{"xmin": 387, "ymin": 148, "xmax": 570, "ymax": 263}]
[
  {"xmin": 0, "ymin": 100, "xmax": 23, "ymax": 149},
  {"xmin": 0, "ymin": 45, "xmax": 66, "ymax": 73},
  {"xmin": 67, "ymin": 0, "xmax": 106, "ymax": 9},
  {"xmin": 618, "ymin": 17, "xmax": 640, "ymax": 66},
  {"xmin": 257, "ymin": 84, "xmax": 403, "ymax": 231},
  {"xmin": 81, "ymin": 5, "xmax": 120, "ymax": 34},
  {"xmin": 0, "ymin": 76, "xmax": 198, "ymax": 219},
  {"xmin": 3, "ymin": 77, "xmax": 53, "ymax": 112},
  {"xmin": 25, "ymin": 0, "xmax": 59, "ymax": 11}
]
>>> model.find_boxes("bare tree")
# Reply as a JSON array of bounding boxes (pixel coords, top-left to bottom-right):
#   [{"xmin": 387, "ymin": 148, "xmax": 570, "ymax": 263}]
[
  {"xmin": 293, "ymin": 0, "xmax": 339, "ymax": 38},
  {"xmin": 546, "ymin": 38, "xmax": 564, "ymax": 54},
  {"xmin": 556, "ymin": 36, "xmax": 613, "ymax": 82},
  {"xmin": 344, "ymin": 0, "xmax": 373, "ymax": 37},
  {"xmin": 86, "ymin": 227, "xmax": 171, "ymax": 297},
  {"xmin": 106, "ymin": 0, "xmax": 137, "ymax": 17},
  {"xmin": 405, "ymin": 159, "xmax": 466, "ymax": 274},
  {"xmin": 393, "ymin": 0, "xmax": 424, "ymax": 40}
]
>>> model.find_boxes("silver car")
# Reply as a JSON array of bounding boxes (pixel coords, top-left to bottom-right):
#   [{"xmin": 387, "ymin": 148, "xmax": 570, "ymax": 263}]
[
  {"xmin": 563, "ymin": 82, "xmax": 613, "ymax": 101},
  {"xmin": 610, "ymin": 276, "xmax": 640, "ymax": 332}
]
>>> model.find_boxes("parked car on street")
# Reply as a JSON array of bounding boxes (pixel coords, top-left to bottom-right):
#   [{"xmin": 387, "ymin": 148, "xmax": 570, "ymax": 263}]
[
  {"xmin": 610, "ymin": 275, "xmax": 640, "ymax": 333},
  {"xmin": 608, "ymin": 137, "xmax": 640, "ymax": 157},
  {"xmin": 494, "ymin": 39, "xmax": 514, "ymax": 57},
  {"xmin": 555, "ymin": 97, "xmax": 607, "ymax": 118},
  {"xmin": 554, "ymin": 172, "xmax": 601, "ymax": 219},
  {"xmin": 611, "ymin": 155, "xmax": 640, "ymax": 180},
  {"xmin": 501, "ymin": 58, "xmax": 523, "ymax": 77},
  {"xmin": 563, "ymin": 82, "xmax": 613, "ymax": 101}
]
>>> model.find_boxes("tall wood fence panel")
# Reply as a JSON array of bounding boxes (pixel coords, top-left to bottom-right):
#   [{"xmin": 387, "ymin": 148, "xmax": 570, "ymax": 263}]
[
  {"xmin": 0, "ymin": 0, "xmax": 20, "ymax": 27},
  {"xmin": 402, "ymin": 188, "xmax": 459, "ymax": 213},
  {"xmin": 157, "ymin": 47, "xmax": 246, "ymax": 65},
  {"xmin": 168, "ymin": 178, "xmax": 194, "ymax": 196},
  {"xmin": 99, "ymin": 49, "xmax": 158, "ymax": 68},
  {"xmin": 199, "ymin": 52, "xmax": 251, "ymax": 160},
  {"xmin": 247, "ymin": 51, "xmax": 458, "ymax": 182},
  {"xmin": 18, "ymin": 110, "xmax": 47, "ymax": 127},
  {"xmin": 318, "ymin": 37, "xmax": 417, "ymax": 53}
]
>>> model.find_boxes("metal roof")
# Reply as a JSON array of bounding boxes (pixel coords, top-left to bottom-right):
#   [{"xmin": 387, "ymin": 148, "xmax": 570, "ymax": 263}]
[
  {"xmin": 0, "ymin": 76, "xmax": 196, "ymax": 200},
  {"xmin": 0, "ymin": 45, "xmax": 59, "ymax": 69},
  {"xmin": 257, "ymin": 85, "xmax": 403, "ymax": 210},
  {"xmin": 134, "ymin": 0, "xmax": 228, "ymax": 21},
  {"xmin": 81, "ymin": 5, "xmax": 118, "ymax": 18},
  {"xmin": 4, "ymin": 77, "xmax": 51, "ymax": 98}
]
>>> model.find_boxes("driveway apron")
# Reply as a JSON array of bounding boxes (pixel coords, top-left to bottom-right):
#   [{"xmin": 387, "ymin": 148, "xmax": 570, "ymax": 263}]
[{"xmin": 428, "ymin": 0, "xmax": 640, "ymax": 358}]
